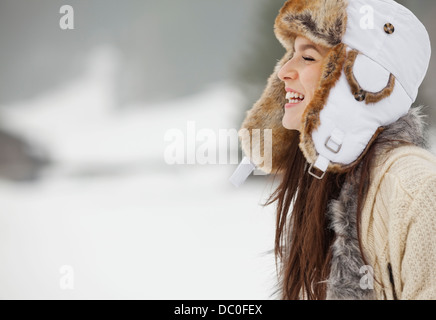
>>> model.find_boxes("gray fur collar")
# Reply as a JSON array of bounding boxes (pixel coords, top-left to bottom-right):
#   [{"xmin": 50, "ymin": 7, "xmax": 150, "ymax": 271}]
[{"xmin": 325, "ymin": 106, "xmax": 428, "ymax": 300}]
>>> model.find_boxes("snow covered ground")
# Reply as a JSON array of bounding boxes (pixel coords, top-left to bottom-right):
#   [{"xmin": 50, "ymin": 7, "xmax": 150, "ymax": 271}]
[{"xmin": 0, "ymin": 46, "xmax": 278, "ymax": 299}]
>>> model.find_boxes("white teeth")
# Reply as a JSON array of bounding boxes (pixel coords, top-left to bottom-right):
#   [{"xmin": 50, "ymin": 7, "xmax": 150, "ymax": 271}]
[{"xmin": 286, "ymin": 91, "xmax": 305, "ymax": 100}]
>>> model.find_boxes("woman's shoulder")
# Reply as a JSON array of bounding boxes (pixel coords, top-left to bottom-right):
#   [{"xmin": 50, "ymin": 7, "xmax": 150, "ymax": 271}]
[
  {"xmin": 375, "ymin": 144, "xmax": 436, "ymax": 197},
  {"xmin": 382, "ymin": 145, "xmax": 436, "ymax": 175}
]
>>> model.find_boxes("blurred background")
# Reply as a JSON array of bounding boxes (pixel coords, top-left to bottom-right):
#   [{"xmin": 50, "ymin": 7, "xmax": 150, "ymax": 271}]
[{"xmin": 0, "ymin": 0, "xmax": 434, "ymax": 299}]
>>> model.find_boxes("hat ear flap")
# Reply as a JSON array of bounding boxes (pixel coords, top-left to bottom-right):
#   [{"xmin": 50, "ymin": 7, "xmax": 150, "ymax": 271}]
[
  {"xmin": 239, "ymin": 50, "xmax": 295, "ymax": 174},
  {"xmin": 344, "ymin": 49, "xmax": 396, "ymax": 104}
]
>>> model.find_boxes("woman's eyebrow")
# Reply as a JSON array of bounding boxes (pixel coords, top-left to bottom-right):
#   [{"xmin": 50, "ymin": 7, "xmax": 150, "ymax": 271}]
[{"xmin": 297, "ymin": 44, "xmax": 321, "ymax": 53}]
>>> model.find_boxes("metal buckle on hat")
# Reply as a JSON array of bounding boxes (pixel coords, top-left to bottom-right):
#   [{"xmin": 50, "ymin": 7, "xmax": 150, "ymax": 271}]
[
  {"xmin": 325, "ymin": 136, "xmax": 342, "ymax": 154},
  {"xmin": 308, "ymin": 163, "xmax": 326, "ymax": 180}
]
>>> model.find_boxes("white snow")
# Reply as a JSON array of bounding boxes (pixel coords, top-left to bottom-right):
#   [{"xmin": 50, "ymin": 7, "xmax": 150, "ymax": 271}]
[{"xmin": 0, "ymin": 45, "xmax": 278, "ymax": 299}]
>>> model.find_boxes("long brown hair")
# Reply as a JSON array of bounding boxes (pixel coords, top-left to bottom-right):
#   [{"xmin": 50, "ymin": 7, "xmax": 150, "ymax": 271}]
[{"xmin": 264, "ymin": 130, "xmax": 412, "ymax": 300}]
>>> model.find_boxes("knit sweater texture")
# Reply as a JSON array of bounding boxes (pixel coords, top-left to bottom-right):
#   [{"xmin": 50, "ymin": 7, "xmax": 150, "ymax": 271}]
[
  {"xmin": 323, "ymin": 107, "xmax": 436, "ymax": 300},
  {"xmin": 360, "ymin": 144, "xmax": 436, "ymax": 299}
]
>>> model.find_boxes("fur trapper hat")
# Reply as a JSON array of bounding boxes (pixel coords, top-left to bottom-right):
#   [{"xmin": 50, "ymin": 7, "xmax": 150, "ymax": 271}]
[{"xmin": 230, "ymin": 0, "xmax": 431, "ymax": 185}]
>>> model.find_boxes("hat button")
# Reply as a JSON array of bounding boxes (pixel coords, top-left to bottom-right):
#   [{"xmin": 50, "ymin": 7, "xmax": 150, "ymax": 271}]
[
  {"xmin": 384, "ymin": 23, "xmax": 395, "ymax": 34},
  {"xmin": 354, "ymin": 89, "xmax": 366, "ymax": 102}
]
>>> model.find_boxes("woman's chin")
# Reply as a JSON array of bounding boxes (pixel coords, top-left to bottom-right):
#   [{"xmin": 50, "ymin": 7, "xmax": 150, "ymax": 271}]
[{"xmin": 282, "ymin": 118, "xmax": 298, "ymax": 131}]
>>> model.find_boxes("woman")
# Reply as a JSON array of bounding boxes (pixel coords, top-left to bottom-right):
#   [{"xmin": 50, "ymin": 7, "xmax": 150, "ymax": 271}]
[{"xmin": 237, "ymin": 0, "xmax": 436, "ymax": 299}]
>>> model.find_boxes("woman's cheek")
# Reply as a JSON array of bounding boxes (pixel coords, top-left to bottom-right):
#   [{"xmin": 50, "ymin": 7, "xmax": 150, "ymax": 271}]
[{"xmin": 305, "ymin": 66, "xmax": 323, "ymax": 98}]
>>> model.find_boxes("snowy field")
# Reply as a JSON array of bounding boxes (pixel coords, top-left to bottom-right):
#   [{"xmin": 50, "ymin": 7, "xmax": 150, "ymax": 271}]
[{"xmin": 0, "ymin": 47, "xmax": 278, "ymax": 299}]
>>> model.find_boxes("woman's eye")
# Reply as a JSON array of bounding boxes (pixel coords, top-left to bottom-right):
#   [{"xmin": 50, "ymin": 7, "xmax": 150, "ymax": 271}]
[{"xmin": 303, "ymin": 56, "xmax": 315, "ymax": 62}]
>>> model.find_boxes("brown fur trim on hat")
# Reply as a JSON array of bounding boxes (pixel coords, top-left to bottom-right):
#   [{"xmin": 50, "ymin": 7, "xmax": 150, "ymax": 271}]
[
  {"xmin": 299, "ymin": 43, "xmax": 347, "ymax": 167},
  {"xmin": 275, "ymin": 0, "xmax": 348, "ymax": 50},
  {"xmin": 239, "ymin": 52, "xmax": 295, "ymax": 174},
  {"xmin": 344, "ymin": 49, "xmax": 396, "ymax": 105}
]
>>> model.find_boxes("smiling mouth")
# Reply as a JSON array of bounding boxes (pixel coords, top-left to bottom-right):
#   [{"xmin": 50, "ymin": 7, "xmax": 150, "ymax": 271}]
[{"xmin": 286, "ymin": 91, "xmax": 305, "ymax": 104}]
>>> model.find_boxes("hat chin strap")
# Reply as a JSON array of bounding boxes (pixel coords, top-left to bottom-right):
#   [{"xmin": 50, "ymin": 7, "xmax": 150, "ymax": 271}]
[
  {"xmin": 308, "ymin": 128, "xmax": 344, "ymax": 179},
  {"xmin": 308, "ymin": 155, "xmax": 329, "ymax": 180}
]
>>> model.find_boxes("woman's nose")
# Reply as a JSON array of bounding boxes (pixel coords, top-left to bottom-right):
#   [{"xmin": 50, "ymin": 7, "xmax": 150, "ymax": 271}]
[{"xmin": 278, "ymin": 59, "xmax": 298, "ymax": 82}]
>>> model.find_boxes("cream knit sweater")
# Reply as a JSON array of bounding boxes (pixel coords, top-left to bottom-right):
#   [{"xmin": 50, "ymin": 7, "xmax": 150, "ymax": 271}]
[{"xmin": 360, "ymin": 145, "xmax": 436, "ymax": 300}]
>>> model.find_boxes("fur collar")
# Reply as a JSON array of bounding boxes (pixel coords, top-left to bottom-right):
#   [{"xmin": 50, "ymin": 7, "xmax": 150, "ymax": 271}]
[{"xmin": 324, "ymin": 106, "xmax": 428, "ymax": 299}]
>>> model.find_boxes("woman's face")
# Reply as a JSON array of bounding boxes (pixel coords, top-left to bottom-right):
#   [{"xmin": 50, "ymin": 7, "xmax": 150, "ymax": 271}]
[{"xmin": 278, "ymin": 36, "xmax": 329, "ymax": 132}]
